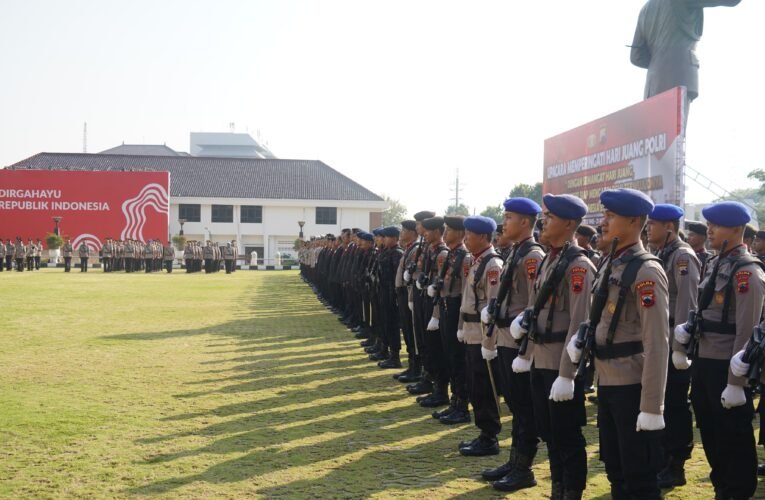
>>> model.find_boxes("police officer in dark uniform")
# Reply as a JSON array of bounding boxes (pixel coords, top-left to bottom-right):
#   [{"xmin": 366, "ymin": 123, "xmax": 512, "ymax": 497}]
[
  {"xmin": 673, "ymin": 201, "xmax": 764, "ymax": 500},
  {"xmin": 647, "ymin": 204, "xmax": 701, "ymax": 489},
  {"xmin": 393, "ymin": 220, "xmax": 419, "ymax": 381},
  {"xmin": 378, "ymin": 226, "xmax": 404, "ymax": 369},
  {"xmin": 686, "ymin": 221, "xmax": 712, "ymax": 271}
]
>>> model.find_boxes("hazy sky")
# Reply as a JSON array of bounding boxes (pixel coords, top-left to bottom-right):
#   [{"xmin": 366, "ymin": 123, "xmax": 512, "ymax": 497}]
[{"xmin": 1, "ymin": 0, "xmax": 762, "ymax": 217}]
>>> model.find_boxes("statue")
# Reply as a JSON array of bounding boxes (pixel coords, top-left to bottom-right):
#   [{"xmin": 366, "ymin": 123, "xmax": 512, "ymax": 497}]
[{"xmin": 630, "ymin": 0, "xmax": 741, "ymax": 125}]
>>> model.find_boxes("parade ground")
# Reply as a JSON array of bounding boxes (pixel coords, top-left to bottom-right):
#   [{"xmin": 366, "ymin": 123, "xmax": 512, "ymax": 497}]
[{"xmin": 1, "ymin": 270, "xmax": 764, "ymax": 499}]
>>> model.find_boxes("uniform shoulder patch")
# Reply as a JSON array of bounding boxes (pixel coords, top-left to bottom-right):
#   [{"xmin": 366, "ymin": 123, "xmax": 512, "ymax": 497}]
[
  {"xmin": 570, "ymin": 266, "xmax": 587, "ymax": 294},
  {"xmin": 487, "ymin": 268, "xmax": 500, "ymax": 285},
  {"xmin": 677, "ymin": 259, "xmax": 689, "ymax": 276},
  {"xmin": 636, "ymin": 280, "xmax": 656, "ymax": 308},
  {"xmin": 736, "ymin": 270, "xmax": 752, "ymax": 294},
  {"xmin": 525, "ymin": 258, "xmax": 538, "ymax": 281}
]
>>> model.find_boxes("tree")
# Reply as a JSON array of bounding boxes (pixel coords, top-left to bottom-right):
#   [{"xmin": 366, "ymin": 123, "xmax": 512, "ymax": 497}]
[
  {"xmin": 381, "ymin": 195, "xmax": 408, "ymax": 226},
  {"xmin": 480, "ymin": 205, "xmax": 503, "ymax": 224},
  {"xmin": 445, "ymin": 203, "xmax": 470, "ymax": 216},
  {"xmin": 719, "ymin": 180, "xmax": 765, "ymax": 223},
  {"xmin": 508, "ymin": 182, "xmax": 543, "ymax": 207}
]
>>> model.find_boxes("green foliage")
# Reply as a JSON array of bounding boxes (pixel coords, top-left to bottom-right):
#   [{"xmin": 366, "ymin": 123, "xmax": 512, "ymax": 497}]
[
  {"xmin": 445, "ymin": 203, "xmax": 470, "ymax": 216},
  {"xmin": 171, "ymin": 234, "xmax": 187, "ymax": 250},
  {"xmin": 480, "ymin": 205, "xmax": 503, "ymax": 224},
  {"xmin": 509, "ymin": 182, "xmax": 543, "ymax": 207},
  {"xmin": 382, "ymin": 195, "xmax": 408, "ymax": 226},
  {"xmin": 45, "ymin": 232, "xmax": 63, "ymax": 250}
]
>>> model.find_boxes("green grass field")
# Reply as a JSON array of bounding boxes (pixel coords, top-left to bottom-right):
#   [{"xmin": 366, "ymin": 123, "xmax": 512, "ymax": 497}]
[{"xmin": 1, "ymin": 269, "xmax": 764, "ymax": 498}]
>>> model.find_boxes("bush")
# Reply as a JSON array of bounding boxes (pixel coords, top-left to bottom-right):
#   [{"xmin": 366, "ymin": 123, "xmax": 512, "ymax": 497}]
[
  {"xmin": 172, "ymin": 235, "xmax": 187, "ymax": 250},
  {"xmin": 46, "ymin": 233, "xmax": 64, "ymax": 250}
]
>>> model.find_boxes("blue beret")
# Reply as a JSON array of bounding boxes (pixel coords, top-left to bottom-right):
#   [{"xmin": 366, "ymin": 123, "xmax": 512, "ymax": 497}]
[
  {"xmin": 371, "ymin": 227, "xmax": 384, "ymax": 237},
  {"xmin": 381, "ymin": 226, "xmax": 400, "ymax": 238},
  {"xmin": 702, "ymin": 201, "xmax": 751, "ymax": 227},
  {"xmin": 503, "ymin": 197, "xmax": 542, "ymax": 216},
  {"xmin": 600, "ymin": 188, "xmax": 654, "ymax": 217},
  {"xmin": 543, "ymin": 193, "xmax": 587, "ymax": 219},
  {"xmin": 464, "ymin": 215, "xmax": 497, "ymax": 235},
  {"xmin": 649, "ymin": 203, "xmax": 684, "ymax": 221},
  {"xmin": 358, "ymin": 231, "xmax": 374, "ymax": 241}
]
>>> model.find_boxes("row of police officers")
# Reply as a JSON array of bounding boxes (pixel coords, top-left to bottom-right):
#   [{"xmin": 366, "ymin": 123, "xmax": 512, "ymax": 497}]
[
  {"xmin": 300, "ymin": 188, "xmax": 765, "ymax": 500},
  {"xmin": 0, "ymin": 238, "xmax": 44, "ymax": 271}
]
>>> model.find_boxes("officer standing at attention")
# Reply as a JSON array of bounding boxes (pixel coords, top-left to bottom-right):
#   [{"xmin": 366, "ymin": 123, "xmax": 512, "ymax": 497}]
[
  {"xmin": 673, "ymin": 201, "xmax": 765, "ymax": 500},
  {"xmin": 429, "ymin": 215, "xmax": 471, "ymax": 425},
  {"xmin": 26, "ymin": 238, "xmax": 35, "ymax": 271},
  {"xmin": 62, "ymin": 238, "xmax": 73, "ymax": 272},
  {"xmin": 4, "ymin": 239, "xmax": 13, "ymax": 271},
  {"xmin": 163, "ymin": 240, "xmax": 175, "ymax": 273},
  {"xmin": 752, "ymin": 230, "xmax": 765, "ymax": 262},
  {"xmin": 393, "ymin": 220, "xmax": 419, "ymax": 381},
  {"xmin": 512, "ymin": 193, "xmax": 594, "ymax": 500},
  {"xmin": 686, "ymin": 221, "xmax": 713, "ymax": 271},
  {"xmin": 223, "ymin": 242, "xmax": 235, "ymax": 274},
  {"xmin": 35, "ymin": 238, "xmax": 43, "ymax": 270},
  {"xmin": 646, "ymin": 204, "xmax": 701, "ymax": 489},
  {"xmin": 456, "ymin": 215, "xmax": 504, "ymax": 457},
  {"xmin": 481, "ymin": 198, "xmax": 545, "ymax": 493},
  {"xmin": 569, "ymin": 189, "xmax": 670, "ymax": 499},
  {"xmin": 78, "ymin": 241, "xmax": 89, "ymax": 272},
  {"xmin": 378, "ymin": 226, "xmax": 404, "ymax": 369},
  {"xmin": 15, "ymin": 237, "xmax": 25, "ymax": 272}
]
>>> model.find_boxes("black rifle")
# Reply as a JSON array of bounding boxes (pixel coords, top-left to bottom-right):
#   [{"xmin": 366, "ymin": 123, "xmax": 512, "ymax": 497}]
[
  {"xmin": 685, "ymin": 239, "xmax": 728, "ymax": 360},
  {"xmin": 431, "ymin": 249, "xmax": 452, "ymax": 307},
  {"xmin": 518, "ymin": 242, "xmax": 571, "ymax": 356},
  {"xmin": 485, "ymin": 243, "xmax": 526, "ymax": 339},
  {"xmin": 406, "ymin": 235, "xmax": 424, "ymax": 286},
  {"xmin": 742, "ymin": 326, "xmax": 765, "ymax": 388},
  {"xmin": 575, "ymin": 237, "xmax": 619, "ymax": 378}
]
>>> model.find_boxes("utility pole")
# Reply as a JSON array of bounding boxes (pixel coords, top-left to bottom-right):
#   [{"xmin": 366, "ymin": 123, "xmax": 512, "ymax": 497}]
[{"xmin": 449, "ymin": 168, "xmax": 464, "ymax": 212}]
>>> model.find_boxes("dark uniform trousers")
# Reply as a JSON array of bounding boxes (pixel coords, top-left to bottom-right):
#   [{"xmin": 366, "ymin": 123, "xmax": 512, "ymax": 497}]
[
  {"xmin": 64, "ymin": 257, "xmax": 71, "ymax": 272},
  {"xmin": 412, "ymin": 291, "xmax": 429, "ymax": 379},
  {"xmin": 497, "ymin": 346, "xmax": 538, "ymax": 455},
  {"xmin": 396, "ymin": 287, "xmax": 417, "ymax": 362},
  {"xmin": 530, "ymin": 366, "xmax": 587, "ymax": 492},
  {"xmin": 691, "ymin": 358, "xmax": 757, "ymax": 499},
  {"xmin": 80, "ymin": 257, "xmax": 88, "ymax": 272},
  {"xmin": 439, "ymin": 297, "xmax": 467, "ymax": 399},
  {"xmin": 663, "ymin": 357, "xmax": 693, "ymax": 462},
  {"xmin": 5, "ymin": 256, "xmax": 12, "ymax": 270},
  {"xmin": 423, "ymin": 299, "xmax": 446, "ymax": 387},
  {"xmin": 465, "ymin": 343, "xmax": 501, "ymax": 438},
  {"xmin": 598, "ymin": 384, "xmax": 662, "ymax": 500},
  {"xmin": 381, "ymin": 290, "xmax": 400, "ymax": 353}
]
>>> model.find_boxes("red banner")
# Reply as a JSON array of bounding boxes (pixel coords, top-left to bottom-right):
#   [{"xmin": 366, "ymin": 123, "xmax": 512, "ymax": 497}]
[
  {"xmin": 0, "ymin": 170, "xmax": 169, "ymax": 250},
  {"xmin": 543, "ymin": 87, "xmax": 685, "ymax": 223}
]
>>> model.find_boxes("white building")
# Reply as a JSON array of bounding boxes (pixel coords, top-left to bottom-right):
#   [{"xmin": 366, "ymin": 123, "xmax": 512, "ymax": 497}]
[{"xmin": 10, "ymin": 152, "xmax": 387, "ymax": 264}]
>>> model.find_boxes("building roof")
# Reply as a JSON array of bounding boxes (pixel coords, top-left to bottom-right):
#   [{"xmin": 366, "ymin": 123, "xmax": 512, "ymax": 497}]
[
  {"xmin": 190, "ymin": 132, "xmax": 276, "ymax": 159},
  {"xmin": 7, "ymin": 152, "xmax": 384, "ymax": 202},
  {"xmin": 100, "ymin": 144, "xmax": 183, "ymax": 156}
]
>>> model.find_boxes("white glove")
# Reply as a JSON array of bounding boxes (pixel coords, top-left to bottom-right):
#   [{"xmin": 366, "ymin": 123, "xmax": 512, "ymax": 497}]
[
  {"xmin": 549, "ymin": 376, "xmax": 575, "ymax": 402},
  {"xmin": 481, "ymin": 347, "xmax": 498, "ymax": 361},
  {"xmin": 730, "ymin": 350, "xmax": 750, "ymax": 378},
  {"xmin": 408, "ymin": 301, "xmax": 413, "ymax": 311},
  {"xmin": 481, "ymin": 306, "xmax": 491, "ymax": 324},
  {"xmin": 512, "ymin": 356, "xmax": 532, "ymax": 373},
  {"xmin": 426, "ymin": 317, "xmax": 439, "ymax": 331},
  {"xmin": 674, "ymin": 323, "xmax": 691, "ymax": 345},
  {"xmin": 721, "ymin": 384, "xmax": 746, "ymax": 409},
  {"xmin": 403, "ymin": 270, "xmax": 411, "ymax": 282},
  {"xmin": 672, "ymin": 351, "xmax": 691, "ymax": 370},
  {"xmin": 427, "ymin": 285, "xmax": 436, "ymax": 298},
  {"xmin": 567, "ymin": 335, "xmax": 582, "ymax": 364},
  {"xmin": 415, "ymin": 279, "xmax": 423, "ymax": 290},
  {"xmin": 636, "ymin": 412, "xmax": 665, "ymax": 431},
  {"xmin": 510, "ymin": 313, "xmax": 528, "ymax": 340},
  {"xmin": 456, "ymin": 329, "xmax": 465, "ymax": 343}
]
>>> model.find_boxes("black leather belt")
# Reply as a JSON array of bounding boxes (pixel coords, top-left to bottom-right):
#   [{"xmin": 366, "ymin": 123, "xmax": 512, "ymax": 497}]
[
  {"xmin": 495, "ymin": 317, "xmax": 511, "ymax": 328},
  {"xmin": 462, "ymin": 313, "xmax": 481, "ymax": 323},
  {"xmin": 701, "ymin": 321, "xmax": 737, "ymax": 335},
  {"xmin": 532, "ymin": 331, "xmax": 568, "ymax": 344},
  {"xmin": 594, "ymin": 341, "xmax": 644, "ymax": 360}
]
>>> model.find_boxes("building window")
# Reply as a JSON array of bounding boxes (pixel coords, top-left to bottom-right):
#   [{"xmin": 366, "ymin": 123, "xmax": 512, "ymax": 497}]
[
  {"xmin": 179, "ymin": 204, "xmax": 201, "ymax": 222},
  {"xmin": 211, "ymin": 204, "xmax": 234, "ymax": 223},
  {"xmin": 316, "ymin": 207, "xmax": 337, "ymax": 225},
  {"xmin": 241, "ymin": 205, "xmax": 263, "ymax": 223}
]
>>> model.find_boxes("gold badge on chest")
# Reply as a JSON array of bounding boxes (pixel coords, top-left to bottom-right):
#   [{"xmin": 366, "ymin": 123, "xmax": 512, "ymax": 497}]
[
  {"xmin": 714, "ymin": 292, "xmax": 724, "ymax": 305},
  {"xmin": 607, "ymin": 302, "xmax": 616, "ymax": 314}
]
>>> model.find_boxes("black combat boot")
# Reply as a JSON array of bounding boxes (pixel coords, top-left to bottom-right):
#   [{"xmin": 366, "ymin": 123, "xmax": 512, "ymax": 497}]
[
  {"xmin": 369, "ymin": 346, "xmax": 389, "ymax": 362},
  {"xmin": 360, "ymin": 338, "xmax": 375, "ymax": 348},
  {"xmin": 406, "ymin": 379, "xmax": 433, "ymax": 395},
  {"xmin": 439, "ymin": 397, "xmax": 470, "ymax": 425},
  {"xmin": 657, "ymin": 456, "xmax": 687, "ymax": 488},
  {"xmin": 458, "ymin": 434, "xmax": 499, "ymax": 457},
  {"xmin": 378, "ymin": 351, "xmax": 402, "ymax": 369},
  {"xmin": 562, "ymin": 489, "xmax": 582, "ymax": 500},
  {"xmin": 419, "ymin": 383, "xmax": 449, "ymax": 408},
  {"xmin": 482, "ymin": 447, "xmax": 517, "ymax": 481},
  {"xmin": 492, "ymin": 449, "xmax": 537, "ymax": 492},
  {"xmin": 398, "ymin": 363, "xmax": 421, "ymax": 383},
  {"xmin": 432, "ymin": 395, "xmax": 456, "ymax": 419}
]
